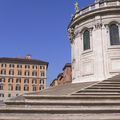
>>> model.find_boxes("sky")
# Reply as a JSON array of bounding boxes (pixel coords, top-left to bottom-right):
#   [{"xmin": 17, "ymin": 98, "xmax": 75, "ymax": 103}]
[{"xmin": 0, "ymin": 0, "xmax": 95, "ymax": 86}]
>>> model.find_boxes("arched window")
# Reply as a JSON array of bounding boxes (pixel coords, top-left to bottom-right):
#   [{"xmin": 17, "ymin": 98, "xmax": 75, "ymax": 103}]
[
  {"xmin": 83, "ymin": 30, "xmax": 90, "ymax": 50},
  {"xmin": 109, "ymin": 24, "xmax": 120, "ymax": 45}
]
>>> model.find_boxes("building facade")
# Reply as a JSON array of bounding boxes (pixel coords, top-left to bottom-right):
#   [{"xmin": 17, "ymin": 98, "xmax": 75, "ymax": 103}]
[
  {"xmin": 62, "ymin": 63, "xmax": 72, "ymax": 84},
  {"xmin": 50, "ymin": 63, "xmax": 72, "ymax": 87},
  {"xmin": 0, "ymin": 55, "xmax": 48, "ymax": 101},
  {"xmin": 50, "ymin": 78, "xmax": 58, "ymax": 87},
  {"xmin": 68, "ymin": 0, "xmax": 120, "ymax": 83}
]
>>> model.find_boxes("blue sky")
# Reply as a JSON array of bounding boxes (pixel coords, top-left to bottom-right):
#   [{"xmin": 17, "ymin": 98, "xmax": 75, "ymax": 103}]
[{"xmin": 0, "ymin": 0, "xmax": 95, "ymax": 86}]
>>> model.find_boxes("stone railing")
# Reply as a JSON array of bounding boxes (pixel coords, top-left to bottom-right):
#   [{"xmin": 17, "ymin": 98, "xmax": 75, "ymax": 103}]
[{"xmin": 73, "ymin": 0, "xmax": 120, "ymax": 19}]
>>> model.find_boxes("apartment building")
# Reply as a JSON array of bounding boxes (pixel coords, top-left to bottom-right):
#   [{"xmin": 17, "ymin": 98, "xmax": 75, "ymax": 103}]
[{"xmin": 0, "ymin": 55, "xmax": 48, "ymax": 101}]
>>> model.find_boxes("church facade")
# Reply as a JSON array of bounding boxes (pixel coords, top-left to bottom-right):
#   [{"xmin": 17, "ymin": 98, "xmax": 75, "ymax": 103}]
[{"xmin": 68, "ymin": 0, "xmax": 120, "ymax": 83}]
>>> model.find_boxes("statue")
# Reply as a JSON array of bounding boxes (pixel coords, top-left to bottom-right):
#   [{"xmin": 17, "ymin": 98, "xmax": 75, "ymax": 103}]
[
  {"xmin": 68, "ymin": 27, "xmax": 75, "ymax": 43},
  {"xmin": 74, "ymin": 2, "xmax": 80, "ymax": 13}
]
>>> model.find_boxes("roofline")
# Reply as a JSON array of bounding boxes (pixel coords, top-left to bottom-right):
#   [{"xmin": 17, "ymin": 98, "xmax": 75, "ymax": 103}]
[
  {"xmin": 0, "ymin": 57, "xmax": 49, "ymax": 68},
  {"xmin": 63, "ymin": 63, "xmax": 71, "ymax": 71}
]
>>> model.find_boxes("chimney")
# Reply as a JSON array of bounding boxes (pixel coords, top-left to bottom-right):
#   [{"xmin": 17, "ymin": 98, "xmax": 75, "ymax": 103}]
[{"xmin": 25, "ymin": 54, "xmax": 32, "ymax": 59}]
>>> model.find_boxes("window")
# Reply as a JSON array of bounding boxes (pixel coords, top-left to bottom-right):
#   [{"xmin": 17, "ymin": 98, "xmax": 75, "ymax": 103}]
[
  {"xmin": 16, "ymin": 85, "xmax": 21, "ymax": 91},
  {"xmin": 24, "ymin": 79, "xmax": 29, "ymax": 84},
  {"xmin": 83, "ymin": 30, "xmax": 90, "ymax": 50},
  {"xmin": 1, "ymin": 64, "xmax": 6, "ymax": 68},
  {"xmin": 24, "ymin": 71, "xmax": 30, "ymax": 76},
  {"xmin": 24, "ymin": 86, "xmax": 29, "ymax": 91},
  {"xmin": 32, "ymin": 71, "xmax": 37, "ymax": 76},
  {"xmin": 0, "ymin": 93, "xmax": 4, "ymax": 97},
  {"xmin": 33, "ymin": 65, "xmax": 37, "ymax": 69},
  {"xmin": 9, "ymin": 64, "xmax": 14, "ymax": 68},
  {"xmin": 41, "ymin": 71, "xmax": 45, "ymax": 77},
  {"xmin": 18, "ymin": 70, "xmax": 22, "ymax": 76},
  {"xmin": 1, "ymin": 69, "xmax": 6, "ymax": 75},
  {"xmin": 8, "ymin": 94, "xmax": 11, "ymax": 97},
  {"xmin": 40, "ymin": 79, "xmax": 44, "ymax": 84},
  {"xmin": 32, "ymin": 79, "xmax": 37, "ymax": 84},
  {"xmin": 17, "ymin": 64, "xmax": 22, "ymax": 68},
  {"xmin": 40, "ymin": 86, "xmax": 44, "ymax": 90},
  {"xmin": 40, "ymin": 66, "xmax": 45, "ymax": 69},
  {"xmin": 109, "ymin": 24, "xmax": 120, "ymax": 45},
  {"xmin": 9, "ymin": 70, "xmax": 14, "ymax": 75},
  {"xmin": 16, "ymin": 78, "xmax": 21, "ymax": 83},
  {"xmin": 32, "ymin": 86, "xmax": 37, "ymax": 91},
  {"xmin": 25, "ymin": 65, "xmax": 30, "ymax": 69},
  {"xmin": 8, "ymin": 78, "xmax": 13, "ymax": 83},
  {"xmin": 0, "ymin": 85, "xmax": 4, "ymax": 90},
  {"xmin": 0, "ymin": 78, "xmax": 5, "ymax": 83},
  {"xmin": 8, "ymin": 85, "xmax": 13, "ymax": 91}
]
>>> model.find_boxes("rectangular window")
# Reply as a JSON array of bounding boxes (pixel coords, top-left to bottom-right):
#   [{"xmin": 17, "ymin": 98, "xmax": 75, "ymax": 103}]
[
  {"xmin": 8, "ymin": 94, "xmax": 11, "ymax": 97},
  {"xmin": 9, "ymin": 64, "xmax": 14, "ymax": 68},
  {"xmin": 0, "ymin": 93, "xmax": 4, "ymax": 97},
  {"xmin": 24, "ymin": 71, "xmax": 30, "ymax": 76},
  {"xmin": 25, "ymin": 65, "xmax": 30, "ymax": 69},
  {"xmin": 40, "ymin": 79, "xmax": 44, "ymax": 84},
  {"xmin": 41, "ymin": 71, "xmax": 45, "ymax": 77},
  {"xmin": 24, "ymin": 79, "xmax": 29, "ymax": 84},
  {"xmin": 0, "ymin": 85, "xmax": 4, "ymax": 90},
  {"xmin": 1, "ymin": 69, "xmax": 6, "ymax": 75},
  {"xmin": 32, "ymin": 65, "xmax": 37, "ymax": 69},
  {"xmin": 24, "ymin": 86, "xmax": 29, "ymax": 91},
  {"xmin": 9, "ymin": 70, "xmax": 14, "ymax": 75},
  {"xmin": 40, "ymin": 66, "xmax": 45, "ymax": 69},
  {"xmin": 17, "ymin": 64, "xmax": 22, "ymax": 68},
  {"xmin": 8, "ymin": 85, "xmax": 13, "ymax": 91},
  {"xmin": 1, "ymin": 64, "xmax": 6, "ymax": 68},
  {"xmin": 8, "ymin": 78, "xmax": 13, "ymax": 83},
  {"xmin": 32, "ymin": 86, "xmax": 37, "ymax": 91},
  {"xmin": 16, "ymin": 79, "xmax": 21, "ymax": 83},
  {"xmin": 32, "ymin": 79, "xmax": 37, "ymax": 84},
  {"xmin": 18, "ymin": 70, "xmax": 22, "ymax": 76}
]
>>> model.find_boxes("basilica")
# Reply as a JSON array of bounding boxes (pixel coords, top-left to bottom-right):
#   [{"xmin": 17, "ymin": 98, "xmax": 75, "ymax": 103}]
[{"xmin": 0, "ymin": 0, "xmax": 120, "ymax": 119}]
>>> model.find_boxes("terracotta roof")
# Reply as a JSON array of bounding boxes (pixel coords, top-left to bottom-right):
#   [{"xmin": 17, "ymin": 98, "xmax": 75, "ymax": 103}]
[{"xmin": 0, "ymin": 57, "xmax": 48, "ymax": 67}]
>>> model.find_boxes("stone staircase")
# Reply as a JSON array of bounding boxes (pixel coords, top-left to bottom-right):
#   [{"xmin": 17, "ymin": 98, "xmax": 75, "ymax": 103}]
[{"xmin": 0, "ymin": 75, "xmax": 120, "ymax": 119}]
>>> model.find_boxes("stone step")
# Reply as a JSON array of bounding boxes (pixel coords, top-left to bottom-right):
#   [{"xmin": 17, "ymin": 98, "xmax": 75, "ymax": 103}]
[
  {"xmin": 6, "ymin": 96, "xmax": 120, "ymax": 106},
  {"xmin": 88, "ymin": 86, "xmax": 120, "ymax": 89},
  {"xmin": 98, "ymin": 81, "xmax": 120, "ymax": 84},
  {"xmin": 94, "ymin": 83, "xmax": 120, "ymax": 87},
  {"xmin": 80, "ymin": 89, "xmax": 120, "ymax": 92},
  {"xmin": 6, "ymin": 100, "xmax": 120, "ymax": 108},
  {"xmin": 6, "ymin": 100, "xmax": 120, "ymax": 105},
  {"xmin": 0, "ymin": 107, "xmax": 120, "ymax": 114},
  {"xmin": 72, "ymin": 93, "xmax": 120, "ymax": 95},
  {"xmin": 6, "ymin": 105, "xmax": 120, "ymax": 109},
  {"xmin": 0, "ymin": 113, "xmax": 120, "ymax": 120},
  {"xmin": 16, "ymin": 95, "xmax": 120, "ymax": 101}
]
